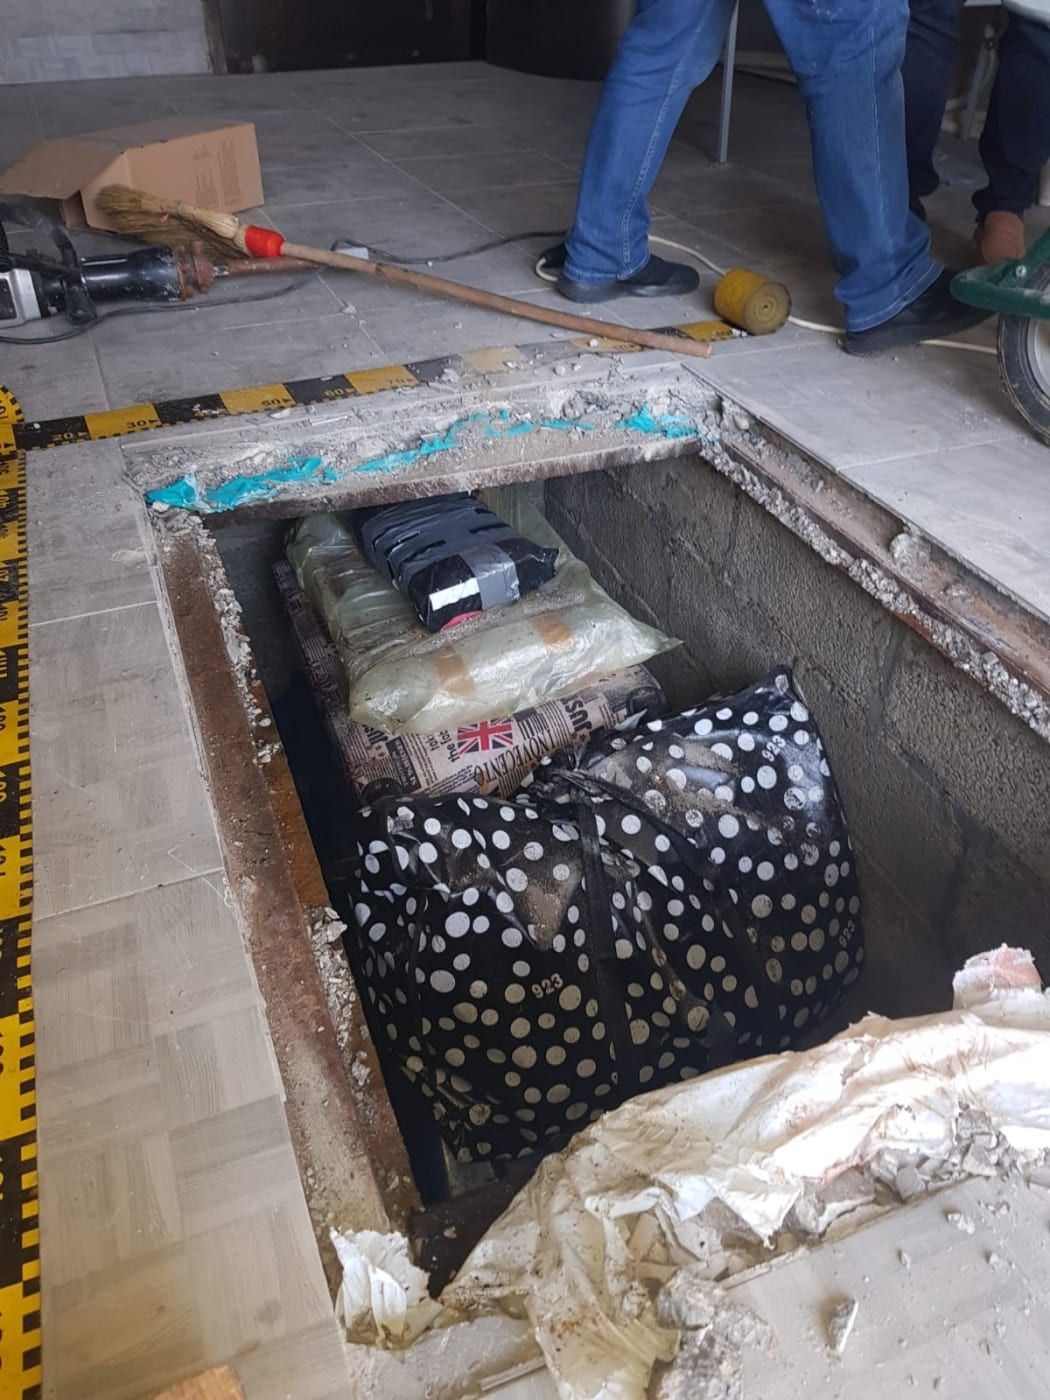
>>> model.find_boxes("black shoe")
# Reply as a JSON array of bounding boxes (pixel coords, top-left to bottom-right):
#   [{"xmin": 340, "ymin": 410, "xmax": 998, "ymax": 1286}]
[
  {"xmin": 538, "ymin": 242, "xmax": 568, "ymax": 275},
  {"xmin": 541, "ymin": 243, "xmax": 700, "ymax": 303},
  {"xmin": 841, "ymin": 269, "xmax": 991, "ymax": 357}
]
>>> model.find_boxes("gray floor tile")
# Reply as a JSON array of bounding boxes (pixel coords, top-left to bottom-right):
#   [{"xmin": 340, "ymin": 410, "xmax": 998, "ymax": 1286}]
[
  {"xmin": 315, "ymin": 83, "xmax": 483, "ymax": 134},
  {"xmin": 359, "ymin": 122, "xmax": 534, "ymax": 161},
  {"xmin": 34, "ymin": 875, "xmax": 262, "ymax": 1039},
  {"xmin": 27, "ymin": 440, "xmax": 155, "ymax": 626},
  {"xmin": 167, "ymin": 86, "xmax": 311, "ymax": 117},
  {"xmin": 845, "ymin": 438, "xmax": 1050, "ymax": 622},
  {"xmin": 262, "ymin": 188, "xmax": 497, "ymax": 258},
  {"xmin": 258, "ymin": 148, "xmax": 424, "ymax": 205},
  {"xmin": 669, "ymin": 200, "xmax": 834, "ymax": 268},
  {"xmin": 94, "ymin": 308, "xmax": 380, "ymax": 405},
  {"xmin": 697, "ymin": 335, "xmax": 1029, "ymax": 469},
  {"xmin": 47, "ymin": 1243, "xmax": 204, "ymax": 1400},
  {"xmin": 170, "ymin": 1097, "xmax": 305, "ymax": 1236},
  {"xmin": 37, "ymin": 96, "xmax": 181, "ymax": 137},
  {"xmin": 1, "ymin": 326, "xmax": 110, "ymax": 420},
  {"xmin": 319, "ymin": 243, "xmax": 548, "ymax": 314},
  {"xmin": 360, "ymin": 286, "xmax": 585, "ymax": 363},
  {"xmin": 652, "ymin": 166, "xmax": 813, "ymax": 218},
  {"xmin": 647, "ymin": 212, "xmax": 781, "ymax": 279},
  {"xmin": 444, "ymin": 180, "xmax": 580, "ymax": 236},
  {"xmin": 31, "ymin": 601, "xmax": 222, "ymax": 918},
  {"xmin": 517, "ymin": 120, "xmax": 593, "ymax": 164},
  {"xmin": 392, "ymin": 147, "xmax": 575, "ymax": 194},
  {"xmin": 249, "ymin": 109, "xmax": 351, "ymax": 166},
  {"xmin": 0, "ymin": 111, "xmax": 43, "ymax": 163}
]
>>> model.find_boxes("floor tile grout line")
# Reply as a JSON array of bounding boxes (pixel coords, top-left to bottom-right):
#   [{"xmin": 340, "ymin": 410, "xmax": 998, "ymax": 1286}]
[
  {"xmin": 322, "ymin": 116, "xmax": 541, "ymax": 247},
  {"xmin": 263, "ymin": 175, "xmax": 578, "ymax": 211},
  {"xmin": 29, "ymin": 598, "xmax": 157, "ymax": 630},
  {"xmin": 36, "ymin": 865, "xmax": 228, "ymax": 927},
  {"xmin": 835, "ymin": 432, "xmax": 1034, "ymax": 474}
]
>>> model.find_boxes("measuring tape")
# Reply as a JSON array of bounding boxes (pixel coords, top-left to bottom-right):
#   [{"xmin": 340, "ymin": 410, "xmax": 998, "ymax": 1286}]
[
  {"xmin": 0, "ymin": 388, "xmax": 39, "ymax": 1400},
  {"xmin": 0, "ymin": 320, "xmax": 734, "ymax": 459}
]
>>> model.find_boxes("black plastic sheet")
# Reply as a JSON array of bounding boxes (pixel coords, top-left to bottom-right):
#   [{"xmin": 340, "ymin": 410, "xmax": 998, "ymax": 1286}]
[{"xmin": 349, "ymin": 670, "xmax": 864, "ymax": 1162}]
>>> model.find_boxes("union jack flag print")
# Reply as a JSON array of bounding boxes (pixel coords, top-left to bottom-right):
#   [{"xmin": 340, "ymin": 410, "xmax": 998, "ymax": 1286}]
[{"xmin": 455, "ymin": 719, "xmax": 516, "ymax": 755}]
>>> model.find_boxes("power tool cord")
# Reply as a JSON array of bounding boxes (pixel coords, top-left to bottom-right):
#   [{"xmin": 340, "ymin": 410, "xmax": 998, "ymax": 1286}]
[{"xmin": 0, "ymin": 274, "xmax": 318, "ymax": 346}]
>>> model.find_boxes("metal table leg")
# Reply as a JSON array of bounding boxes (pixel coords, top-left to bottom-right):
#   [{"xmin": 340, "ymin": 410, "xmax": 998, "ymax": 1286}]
[{"xmin": 717, "ymin": 0, "xmax": 740, "ymax": 165}]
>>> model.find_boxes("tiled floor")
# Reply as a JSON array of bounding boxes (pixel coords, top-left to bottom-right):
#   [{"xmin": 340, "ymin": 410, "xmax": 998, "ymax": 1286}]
[
  {"xmin": 27, "ymin": 439, "xmax": 351, "ymax": 1398},
  {"xmin": 4, "ymin": 63, "xmax": 1046, "ymax": 613},
  {"xmin": 2, "ymin": 58, "xmax": 1048, "ymax": 1399}
]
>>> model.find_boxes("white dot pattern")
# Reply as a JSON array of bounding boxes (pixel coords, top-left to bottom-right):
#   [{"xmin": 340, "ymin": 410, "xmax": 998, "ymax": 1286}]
[{"xmin": 349, "ymin": 671, "xmax": 863, "ymax": 1162}]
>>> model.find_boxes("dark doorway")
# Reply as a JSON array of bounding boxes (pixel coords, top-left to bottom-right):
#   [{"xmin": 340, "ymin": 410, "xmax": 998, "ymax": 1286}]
[{"xmin": 212, "ymin": 0, "xmax": 486, "ymax": 75}]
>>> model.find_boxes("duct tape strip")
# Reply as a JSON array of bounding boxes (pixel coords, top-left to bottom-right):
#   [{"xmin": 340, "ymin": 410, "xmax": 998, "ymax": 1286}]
[
  {"xmin": 0, "ymin": 400, "xmax": 41, "ymax": 1399},
  {"xmin": 357, "ymin": 496, "xmax": 536, "ymax": 616},
  {"xmin": 0, "ymin": 320, "xmax": 735, "ymax": 460}
]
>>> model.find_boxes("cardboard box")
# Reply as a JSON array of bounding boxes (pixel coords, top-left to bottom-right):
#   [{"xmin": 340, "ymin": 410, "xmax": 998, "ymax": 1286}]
[{"xmin": 0, "ymin": 118, "xmax": 263, "ymax": 231}]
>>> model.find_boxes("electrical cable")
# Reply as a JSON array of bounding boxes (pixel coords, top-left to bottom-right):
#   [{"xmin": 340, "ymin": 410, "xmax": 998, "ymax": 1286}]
[
  {"xmin": 0, "ymin": 274, "xmax": 318, "ymax": 346},
  {"xmin": 535, "ymin": 235, "xmax": 996, "ymax": 355},
  {"xmin": 339, "ymin": 229, "xmax": 566, "ymax": 267}
]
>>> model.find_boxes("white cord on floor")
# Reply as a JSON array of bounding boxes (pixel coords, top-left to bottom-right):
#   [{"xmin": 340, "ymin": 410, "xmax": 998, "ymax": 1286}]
[{"xmin": 535, "ymin": 237, "xmax": 997, "ymax": 355}]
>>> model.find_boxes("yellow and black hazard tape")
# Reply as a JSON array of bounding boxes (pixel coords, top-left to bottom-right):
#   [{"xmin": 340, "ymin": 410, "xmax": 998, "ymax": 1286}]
[
  {"xmin": 0, "ymin": 387, "xmax": 39, "ymax": 1400},
  {"xmin": 0, "ymin": 320, "xmax": 733, "ymax": 461}
]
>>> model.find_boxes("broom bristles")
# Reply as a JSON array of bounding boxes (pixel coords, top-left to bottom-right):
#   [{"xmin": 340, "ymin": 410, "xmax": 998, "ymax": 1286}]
[{"xmin": 96, "ymin": 184, "xmax": 248, "ymax": 258}]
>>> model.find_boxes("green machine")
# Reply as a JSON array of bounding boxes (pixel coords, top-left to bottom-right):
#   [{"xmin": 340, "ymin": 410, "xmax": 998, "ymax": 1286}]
[{"xmin": 953, "ymin": 227, "xmax": 1050, "ymax": 445}]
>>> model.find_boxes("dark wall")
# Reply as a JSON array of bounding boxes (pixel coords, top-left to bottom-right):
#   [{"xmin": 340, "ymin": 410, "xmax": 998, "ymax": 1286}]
[
  {"xmin": 486, "ymin": 0, "xmax": 634, "ymax": 80},
  {"xmin": 215, "ymin": 0, "xmax": 482, "ymax": 74}
]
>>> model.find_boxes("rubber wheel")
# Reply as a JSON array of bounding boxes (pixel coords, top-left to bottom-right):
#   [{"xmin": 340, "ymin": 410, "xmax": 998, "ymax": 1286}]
[{"xmin": 997, "ymin": 262, "xmax": 1050, "ymax": 446}]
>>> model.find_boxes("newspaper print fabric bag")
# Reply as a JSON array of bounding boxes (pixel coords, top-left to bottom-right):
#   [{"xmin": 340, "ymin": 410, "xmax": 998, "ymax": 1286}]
[{"xmin": 349, "ymin": 669, "xmax": 864, "ymax": 1162}]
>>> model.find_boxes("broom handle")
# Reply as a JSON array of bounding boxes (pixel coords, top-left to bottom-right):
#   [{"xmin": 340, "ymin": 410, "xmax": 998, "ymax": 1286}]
[
  {"xmin": 132, "ymin": 193, "xmax": 712, "ymax": 359},
  {"xmin": 277, "ymin": 240, "xmax": 711, "ymax": 361}
]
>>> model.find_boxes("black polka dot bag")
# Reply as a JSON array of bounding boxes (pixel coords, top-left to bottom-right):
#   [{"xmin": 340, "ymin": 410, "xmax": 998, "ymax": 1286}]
[{"xmin": 349, "ymin": 669, "xmax": 863, "ymax": 1162}]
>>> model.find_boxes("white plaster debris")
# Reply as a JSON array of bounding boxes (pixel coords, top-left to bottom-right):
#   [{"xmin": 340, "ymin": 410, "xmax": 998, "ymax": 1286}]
[
  {"xmin": 826, "ymin": 1297, "xmax": 859, "ymax": 1357},
  {"xmin": 946, "ymin": 1211, "xmax": 976, "ymax": 1235},
  {"xmin": 307, "ymin": 905, "xmax": 358, "ymax": 1063},
  {"xmin": 953, "ymin": 944, "xmax": 1042, "ymax": 1008},
  {"xmin": 433, "ymin": 946, "xmax": 1050, "ymax": 1399},
  {"xmin": 889, "ymin": 530, "xmax": 924, "ymax": 566},
  {"xmin": 176, "ymin": 518, "xmax": 268, "ymax": 728},
  {"xmin": 791, "ymin": 1168, "xmax": 875, "ymax": 1237},
  {"xmin": 895, "ymin": 1164, "xmax": 925, "ymax": 1202},
  {"xmin": 652, "ymin": 1274, "xmax": 773, "ymax": 1400}
]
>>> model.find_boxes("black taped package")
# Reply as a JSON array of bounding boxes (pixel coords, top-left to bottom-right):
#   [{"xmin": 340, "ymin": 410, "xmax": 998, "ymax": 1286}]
[
  {"xmin": 349, "ymin": 670, "xmax": 864, "ymax": 1162},
  {"xmin": 352, "ymin": 492, "xmax": 559, "ymax": 632}
]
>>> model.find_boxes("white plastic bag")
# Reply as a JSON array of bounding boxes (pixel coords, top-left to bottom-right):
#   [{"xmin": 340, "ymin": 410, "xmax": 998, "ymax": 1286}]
[
  {"xmin": 288, "ymin": 505, "xmax": 677, "ymax": 734},
  {"xmin": 441, "ymin": 946, "xmax": 1050, "ymax": 1399},
  {"xmin": 331, "ymin": 1227, "xmax": 440, "ymax": 1346}
]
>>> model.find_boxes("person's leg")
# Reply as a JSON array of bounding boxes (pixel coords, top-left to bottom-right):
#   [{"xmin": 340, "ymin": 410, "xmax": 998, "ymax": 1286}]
[
  {"xmin": 563, "ymin": 0, "xmax": 736, "ymax": 288},
  {"xmin": 901, "ymin": 0, "xmax": 966, "ymax": 216},
  {"xmin": 763, "ymin": 0, "xmax": 940, "ymax": 332},
  {"xmin": 974, "ymin": 12, "xmax": 1050, "ymax": 221}
]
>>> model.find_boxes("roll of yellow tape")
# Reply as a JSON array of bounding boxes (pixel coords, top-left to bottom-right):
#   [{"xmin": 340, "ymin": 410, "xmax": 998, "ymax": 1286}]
[{"xmin": 714, "ymin": 268, "xmax": 792, "ymax": 335}]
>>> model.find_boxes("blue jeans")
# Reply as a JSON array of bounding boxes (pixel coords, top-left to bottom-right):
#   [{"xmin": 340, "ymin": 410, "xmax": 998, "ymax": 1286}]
[
  {"xmin": 904, "ymin": 0, "xmax": 1050, "ymax": 218},
  {"xmin": 564, "ymin": 0, "xmax": 940, "ymax": 331}
]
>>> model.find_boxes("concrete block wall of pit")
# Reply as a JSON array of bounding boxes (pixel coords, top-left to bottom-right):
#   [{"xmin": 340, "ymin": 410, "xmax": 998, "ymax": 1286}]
[{"xmin": 542, "ymin": 455, "xmax": 1050, "ymax": 1020}]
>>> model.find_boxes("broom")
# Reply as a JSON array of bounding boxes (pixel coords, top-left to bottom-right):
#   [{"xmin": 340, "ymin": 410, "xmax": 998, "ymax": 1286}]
[{"xmin": 96, "ymin": 185, "xmax": 712, "ymax": 361}]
